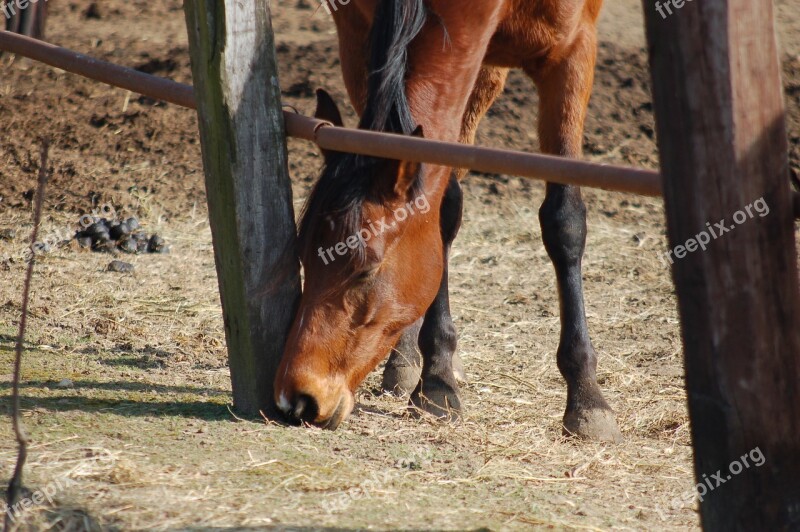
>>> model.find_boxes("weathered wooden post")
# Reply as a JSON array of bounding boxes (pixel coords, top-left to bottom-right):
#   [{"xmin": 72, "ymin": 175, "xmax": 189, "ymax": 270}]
[
  {"xmin": 643, "ymin": 0, "xmax": 800, "ymax": 528},
  {"xmin": 183, "ymin": 1, "xmax": 300, "ymax": 416}
]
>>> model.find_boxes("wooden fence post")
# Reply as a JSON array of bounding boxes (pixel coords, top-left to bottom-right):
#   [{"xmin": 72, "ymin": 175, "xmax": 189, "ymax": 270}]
[
  {"xmin": 183, "ymin": 0, "xmax": 300, "ymax": 417},
  {"xmin": 643, "ymin": 0, "xmax": 800, "ymax": 528}
]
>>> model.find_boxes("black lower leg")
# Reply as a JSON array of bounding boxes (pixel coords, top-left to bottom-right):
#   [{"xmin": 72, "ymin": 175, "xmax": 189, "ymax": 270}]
[
  {"xmin": 411, "ymin": 176, "xmax": 463, "ymax": 418},
  {"xmin": 540, "ymin": 183, "xmax": 621, "ymax": 440}
]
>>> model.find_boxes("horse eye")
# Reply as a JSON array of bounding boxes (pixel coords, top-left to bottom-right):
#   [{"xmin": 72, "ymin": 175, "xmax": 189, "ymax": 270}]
[{"xmin": 356, "ymin": 265, "xmax": 380, "ymax": 282}]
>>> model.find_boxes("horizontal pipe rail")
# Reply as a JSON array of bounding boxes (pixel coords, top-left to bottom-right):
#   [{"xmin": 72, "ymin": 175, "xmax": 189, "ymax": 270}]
[{"xmin": 0, "ymin": 30, "xmax": 662, "ymax": 197}]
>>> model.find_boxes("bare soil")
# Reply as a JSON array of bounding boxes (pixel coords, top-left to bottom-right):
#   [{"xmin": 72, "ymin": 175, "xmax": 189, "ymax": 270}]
[{"xmin": 0, "ymin": 0, "xmax": 798, "ymax": 530}]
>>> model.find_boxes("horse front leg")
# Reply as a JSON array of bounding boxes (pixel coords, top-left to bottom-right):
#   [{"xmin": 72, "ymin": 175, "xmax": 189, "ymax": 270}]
[
  {"xmin": 409, "ymin": 176, "xmax": 464, "ymax": 419},
  {"xmin": 382, "ymin": 66, "xmax": 508, "ymax": 395},
  {"xmin": 527, "ymin": 27, "xmax": 623, "ymax": 442}
]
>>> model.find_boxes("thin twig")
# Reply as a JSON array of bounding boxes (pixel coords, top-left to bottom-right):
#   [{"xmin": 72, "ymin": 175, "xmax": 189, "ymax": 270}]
[{"xmin": 4, "ymin": 140, "xmax": 49, "ymax": 531}]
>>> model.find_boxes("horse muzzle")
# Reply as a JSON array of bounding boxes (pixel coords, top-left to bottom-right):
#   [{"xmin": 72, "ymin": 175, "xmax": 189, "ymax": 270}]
[{"xmin": 276, "ymin": 385, "xmax": 355, "ymax": 430}]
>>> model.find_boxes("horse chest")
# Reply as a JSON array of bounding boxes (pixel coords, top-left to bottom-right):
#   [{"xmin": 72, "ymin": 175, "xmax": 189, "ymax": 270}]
[{"xmin": 484, "ymin": 0, "xmax": 598, "ymax": 70}]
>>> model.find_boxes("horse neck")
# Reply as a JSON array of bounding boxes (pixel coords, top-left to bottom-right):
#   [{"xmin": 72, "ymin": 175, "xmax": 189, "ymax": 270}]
[
  {"xmin": 401, "ymin": 60, "xmax": 482, "ymax": 212},
  {"xmin": 399, "ymin": 1, "xmax": 506, "ymax": 190}
]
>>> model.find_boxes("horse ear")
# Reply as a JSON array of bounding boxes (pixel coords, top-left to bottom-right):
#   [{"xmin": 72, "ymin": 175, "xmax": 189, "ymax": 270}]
[
  {"xmin": 314, "ymin": 88, "xmax": 344, "ymax": 127},
  {"xmin": 314, "ymin": 89, "xmax": 345, "ymax": 162},
  {"xmin": 393, "ymin": 126, "xmax": 424, "ymax": 198}
]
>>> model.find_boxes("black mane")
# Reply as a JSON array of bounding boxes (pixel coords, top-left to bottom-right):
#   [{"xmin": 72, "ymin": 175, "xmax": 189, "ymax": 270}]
[{"xmin": 297, "ymin": 0, "xmax": 428, "ymax": 270}]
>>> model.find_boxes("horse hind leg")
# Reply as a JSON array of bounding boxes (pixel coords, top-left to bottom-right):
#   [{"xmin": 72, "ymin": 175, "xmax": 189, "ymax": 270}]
[
  {"xmin": 381, "ymin": 315, "xmax": 467, "ymax": 396},
  {"xmin": 527, "ymin": 29, "xmax": 623, "ymax": 442},
  {"xmin": 381, "ymin": 66, "xmax": 508, "ymax": 397},
  {"xmin": 381, "ymin": 318, "xmax": 424, "ymax": 396}
]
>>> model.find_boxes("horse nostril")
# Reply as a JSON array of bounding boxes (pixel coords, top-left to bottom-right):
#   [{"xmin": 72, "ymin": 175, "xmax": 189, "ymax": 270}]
[{"xmin": 291, "ymin": 393, "xmax": 319, "ymax": 424}]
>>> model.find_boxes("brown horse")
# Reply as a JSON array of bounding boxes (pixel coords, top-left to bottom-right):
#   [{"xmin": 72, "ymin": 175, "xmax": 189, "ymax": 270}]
[{"xmin": 274, "ymin": 0, "xmax": 622, "ymax": 441}]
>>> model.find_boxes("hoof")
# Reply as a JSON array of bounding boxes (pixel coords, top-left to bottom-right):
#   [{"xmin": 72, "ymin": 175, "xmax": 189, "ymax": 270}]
[
  {"xmin": 452, "ymin": 352, "xmax": 466, "ymax": 383},
  {"xmin": 410, "ymin": 376, "xmax": 462, "ymax": 422},
  {"xmin": 381, "ymin": 363, "xmax": 421, "ymax": 396},
  {"xmin": 563, "ymin": 408, "xmax": 623, "ymax": 443}
]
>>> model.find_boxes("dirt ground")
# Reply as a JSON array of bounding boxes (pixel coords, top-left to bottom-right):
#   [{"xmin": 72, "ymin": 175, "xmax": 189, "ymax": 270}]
[{"xmin": 0, "ymin": 0, "xmax": 799, "ymax": 530}]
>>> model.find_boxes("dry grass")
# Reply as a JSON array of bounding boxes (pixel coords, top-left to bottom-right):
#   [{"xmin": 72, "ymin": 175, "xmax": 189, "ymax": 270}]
[{"xmin": 0, "ymin": 173, "xmax": 699, "ymax": 530}]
